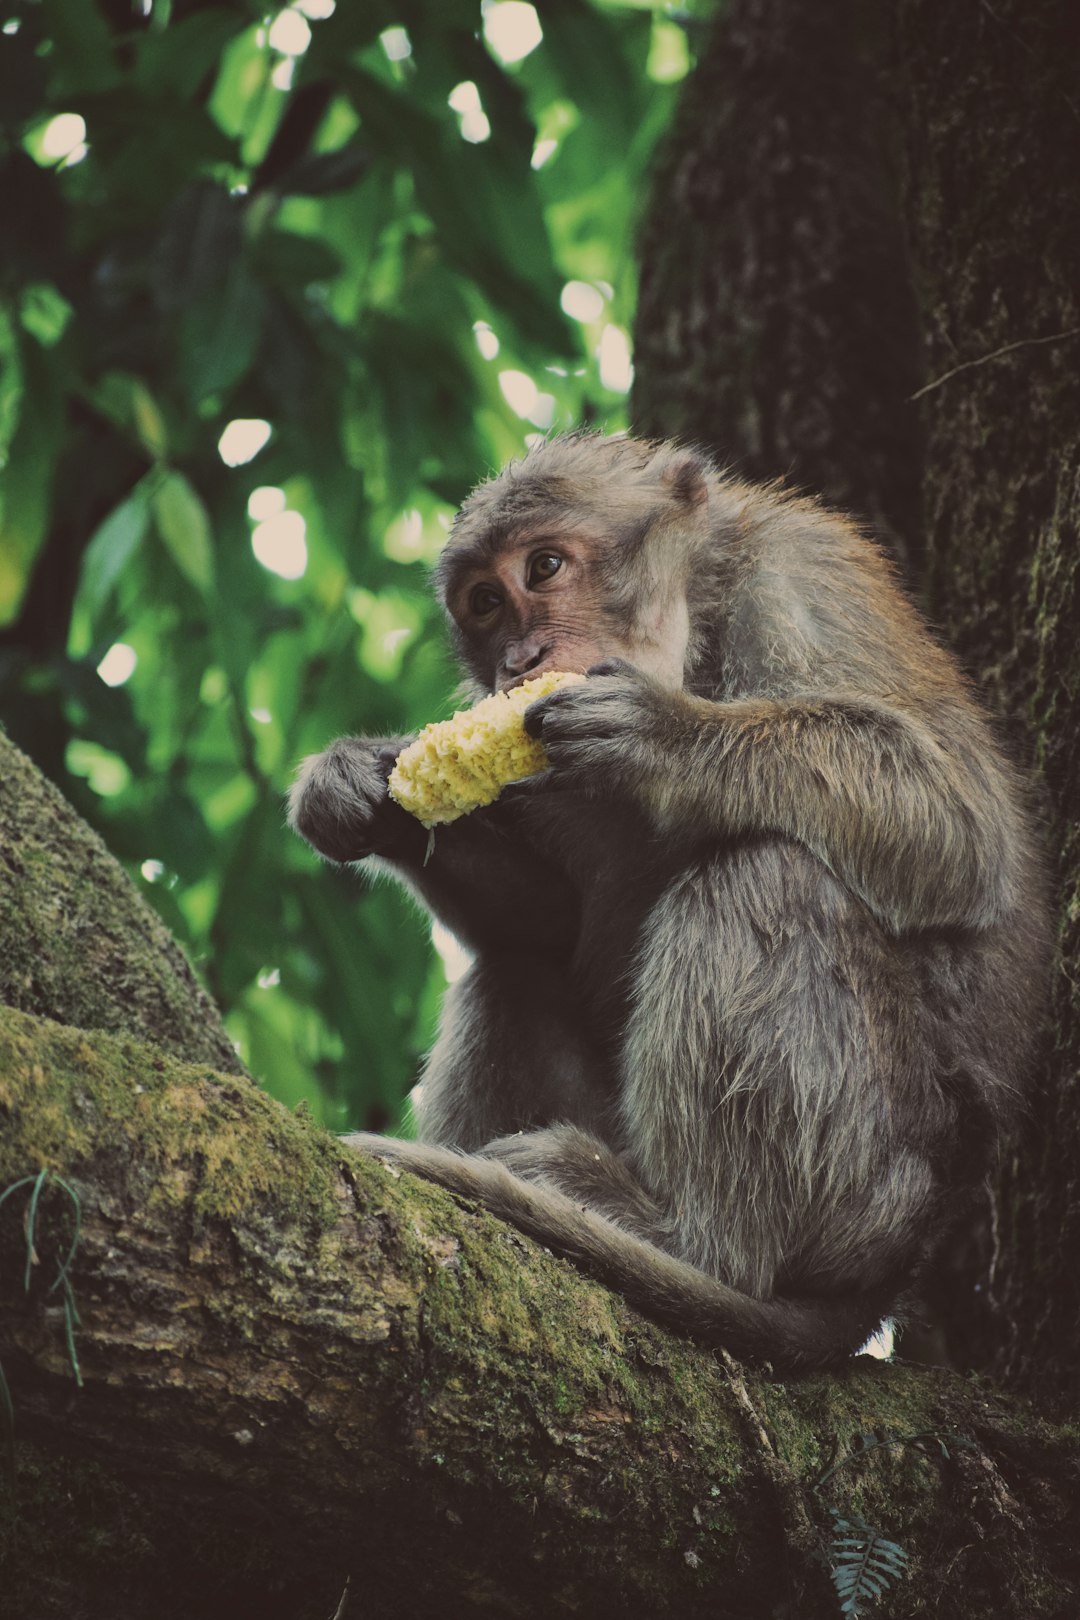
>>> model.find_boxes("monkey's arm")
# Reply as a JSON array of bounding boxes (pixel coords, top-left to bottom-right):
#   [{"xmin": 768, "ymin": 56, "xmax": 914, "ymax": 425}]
[
  {"xmin": 288, "ymin": 737, "xmax": 575, "ymax": 952},
  {"xmin": 527, "ymin": 672, "xmax": 1020, "ymax": 934}
]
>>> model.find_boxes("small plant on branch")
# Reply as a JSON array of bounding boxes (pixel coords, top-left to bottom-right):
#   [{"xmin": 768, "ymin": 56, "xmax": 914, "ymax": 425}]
[
  {"xmin": 0, "ymin": 1166, "xmax": 86, "ymax": 1457},
  {"xmin": 827, "ymin": 1508, "xmax": 909, "ymax": 1617}
]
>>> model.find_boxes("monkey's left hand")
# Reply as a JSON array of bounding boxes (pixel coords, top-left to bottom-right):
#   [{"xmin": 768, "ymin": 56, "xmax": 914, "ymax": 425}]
[{"xmin": 523, "ymin": 659, "xmax": 685, "ymax": 797}]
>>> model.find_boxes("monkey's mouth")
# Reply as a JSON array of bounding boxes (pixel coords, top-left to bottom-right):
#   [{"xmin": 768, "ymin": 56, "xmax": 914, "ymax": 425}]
[
  {"xmin": 497, "ymin": 667, "xmax": 572, "ymax": 694},
  {"xmin": 497, "ymin": 656, "xmax": 602, "ymax": 694}
]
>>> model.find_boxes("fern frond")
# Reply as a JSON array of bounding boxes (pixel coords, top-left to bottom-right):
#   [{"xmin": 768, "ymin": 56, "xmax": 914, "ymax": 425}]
[{"xmin": 829, "ymin": 1511, "xmax": 909, "ymax": 1617}]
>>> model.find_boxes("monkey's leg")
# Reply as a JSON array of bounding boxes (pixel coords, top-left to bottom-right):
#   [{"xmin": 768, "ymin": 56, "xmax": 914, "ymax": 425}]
[
  {"xmin": 479, "ymin": 1124, "xmax": 673, "ymax": 1246},
  {"xmin": 414, "ymin": 956, "xmax": 615, "ymax": 1151},
  {"xmin": 620, "ymin": 840, "xmax": 955, "ymax": 1300}
]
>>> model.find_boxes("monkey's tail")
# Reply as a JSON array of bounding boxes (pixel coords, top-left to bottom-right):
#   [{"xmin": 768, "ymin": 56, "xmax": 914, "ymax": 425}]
[{"xmin": 345, "ymin": 1136, "xmax": 893, "ymax": 1372}]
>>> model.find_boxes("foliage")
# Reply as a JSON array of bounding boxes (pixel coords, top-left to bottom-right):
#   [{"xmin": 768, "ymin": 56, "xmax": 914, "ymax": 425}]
[
  {"xmin": 812, "ymin": 1429, "xmax": 976, "ymax": 1617},
  {"xmin": 826, "ymin": 1511, "xmax": 908, "ymax": 1619},
  {"xmin": 0, "ymin": 0, "xmax": 687, "ymax": 1129}
]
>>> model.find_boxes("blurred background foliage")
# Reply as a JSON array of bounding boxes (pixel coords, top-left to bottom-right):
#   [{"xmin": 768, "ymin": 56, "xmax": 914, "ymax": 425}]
[{"xmin": 0, "ymin": 0, "xmax": 693, "ymax": 1130}]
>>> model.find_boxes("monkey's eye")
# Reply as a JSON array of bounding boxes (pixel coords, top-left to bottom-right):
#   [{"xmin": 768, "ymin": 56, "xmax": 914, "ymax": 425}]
[
  {"xmin": 469, "ymin": 584, "xmax": 502, "ymax": 617},
  {"xmin": 528, "ymin": 551, "xmax": 563, "ymax": 585}
]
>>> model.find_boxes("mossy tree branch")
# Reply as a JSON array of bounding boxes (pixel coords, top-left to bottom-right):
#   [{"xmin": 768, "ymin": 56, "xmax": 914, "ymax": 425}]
[
  {"xmin": 0, "ymin": 729, "xmax": 242, "ymax": 1075},
  {"xmin": 1, "ymin": 1002, "xmax": 1078, "ymax": 1619}
]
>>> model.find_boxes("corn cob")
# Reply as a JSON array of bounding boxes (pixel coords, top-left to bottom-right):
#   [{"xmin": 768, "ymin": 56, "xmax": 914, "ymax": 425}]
[{"xmin": 388, "ymin": 671, "xmax": 585, "ymax": 827}]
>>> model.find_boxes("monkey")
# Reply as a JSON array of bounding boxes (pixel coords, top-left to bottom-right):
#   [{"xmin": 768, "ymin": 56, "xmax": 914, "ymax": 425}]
[{"xmin": 288, "ymin": 432, "xmax": 1049, "ymax": 1370}]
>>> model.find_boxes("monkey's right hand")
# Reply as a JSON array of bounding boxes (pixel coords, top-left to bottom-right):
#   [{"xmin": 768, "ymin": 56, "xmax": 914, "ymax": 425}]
[{"xmin": 288, "ymin": 736, "xmax": 421, "ymax": 863}]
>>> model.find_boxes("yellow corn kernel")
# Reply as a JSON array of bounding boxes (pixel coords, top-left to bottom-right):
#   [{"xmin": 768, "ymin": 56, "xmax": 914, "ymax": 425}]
[{"xmin": 388, "ymin": 671, "xmax": 585, "ymax": 827}]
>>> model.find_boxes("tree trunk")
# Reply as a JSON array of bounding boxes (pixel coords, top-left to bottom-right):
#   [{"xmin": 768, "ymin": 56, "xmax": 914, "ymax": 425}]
[
  {"xmin": 632, "ymin": 0, "xmax": 924, "ymax": 562},
  {"xmin": 893, "ymin": 0, "xmax": 1080, "ymax": 1400},
  {"xmin": 632, "ymin": 0, "xmax": 1079, "ymax": 1398}
]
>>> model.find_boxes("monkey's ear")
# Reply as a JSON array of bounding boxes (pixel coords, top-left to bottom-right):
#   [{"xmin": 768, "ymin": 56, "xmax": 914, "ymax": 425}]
[{"xmin": 663, "ymin": 452, "xmax": 709, "ymax": 508}]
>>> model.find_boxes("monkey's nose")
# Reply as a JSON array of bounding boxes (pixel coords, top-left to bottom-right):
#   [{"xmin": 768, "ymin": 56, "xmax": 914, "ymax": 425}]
[{"xmin": 503, "ymin": 639, "xmax": 550, "ymax": 678}]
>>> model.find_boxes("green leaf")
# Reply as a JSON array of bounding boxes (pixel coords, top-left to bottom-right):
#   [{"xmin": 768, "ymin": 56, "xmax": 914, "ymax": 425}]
[
  {"xmin": 534, "ymin": 0, "xmax": 653, "ymax": 145},
  {"xmin": 0, "ymin": 333, "xmax": 63, "ymax": 625},
  {"xmin": 131, "ymin": 382, "xmax": 169, "ymax": 461},
  {"xmin": 154, "ymin": 183, "xmax": 243, "ymax": 310},
  {"xmin": 41, "ymin": 0, "xmax": 121, "ymax": 95},
  {"xmin": 89, "ymin": 373, "xmax": 169, "ymax": 459},
  {"xmin": 337, "ymin": 64, "xmax": 571, "ymax": 353},
  {"xmin": 75, "ymin": 486, "xmax": 152, "ymax": 628},
  {"xmin": 180, "ymin": 266, "xmax": 265, "ymax": 403},
  {"xmin": 829, "ymin": 1514, "xmax": 909, "ymax": 1618},
  {"xmin": 134, "ymin": 9, "xmax": 247, "ymax": 100},
  {"xmin": 153, "ymin": 471, "xmax": 215, "ymax": 592},
  {"xmin": 274, "ymin": 142, "xmax": 372, "ymax": 198},
  {"xmin": 18, "ymin": 283, "xmax": 73, "ymax": 348},
  {"xmin": 256, "ymin": 229, "xmax": 344, "ymax": 291}
]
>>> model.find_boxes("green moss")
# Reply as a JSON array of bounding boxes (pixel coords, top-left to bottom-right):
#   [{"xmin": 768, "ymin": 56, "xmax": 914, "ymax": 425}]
[
  {"xmin": 0, "ymin": 731, "xmax": 242, "ymax": 1074},
  {"xmin": 0, "ymin": 1004, "xmax": 341, "ymax": 1236},
  {"xmin": 3, "ymin": 1001, "xmax": 1075, "ymax": 1615}
]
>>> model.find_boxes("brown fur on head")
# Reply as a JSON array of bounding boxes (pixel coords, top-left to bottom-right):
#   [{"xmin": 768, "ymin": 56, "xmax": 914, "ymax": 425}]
[{"xmin": 436, "ymin": 433, "xmax": 713, "ymax": 693}]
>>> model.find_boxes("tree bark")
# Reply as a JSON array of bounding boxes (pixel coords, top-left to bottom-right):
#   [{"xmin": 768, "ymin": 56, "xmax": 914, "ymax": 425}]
[
  {"xmin": 632, "ymin": 0, "xmax": 1079, "ymax": 1397},
  {"xmin": 632, "ymin": 0, "xmax": 924, "ymax": 562},
  {"xmin": 0, "ymin": 728, "xmax": 242, "ymax": 1076},
  {"xmin": 892, "ymin": 0, "xmax": 1080, "ymax": 1400}
]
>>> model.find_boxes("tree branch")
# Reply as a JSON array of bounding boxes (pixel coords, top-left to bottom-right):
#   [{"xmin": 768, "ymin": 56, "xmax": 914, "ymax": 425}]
[
  {"xmin": 909, "ymin": 327, "xmax": 1080, "ymax": 401},
  {"xmin": 0, "ymin": 729, "xmax": 242, "ymax": 1074},
  {"xmin": 1, "ymin": 1004, "xmax": 1076, "ymax": 1618}
]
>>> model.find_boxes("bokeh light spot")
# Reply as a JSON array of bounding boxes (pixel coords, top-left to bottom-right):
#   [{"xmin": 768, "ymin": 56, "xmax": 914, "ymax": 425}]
[
  {"xmin": 97, "ymin": 642, "xmax": 137, "ymax": 687},
  {"xmin": 248, "ymin": 486, "xmax": 287, "ymax": 522},
  {"xmin": 268, "ymin": 8, "xmax": 311, "ymax": 55},
  {"xmin": 219, "ymin": 419, "xmax": 272, "ymax": 466},
  {"xmin": 252, "ymin": 511, "xmax": 308, "ymax": 579},
  {"xmin": 41, "ymin": 113, "xmax": 86, "ymax": 159},
  {"xmin": 560, "ymin": 281, "xmax": 605, "ymax": 323},
  {"xmin": 498, "ymin": 369, "xmax": 538, "ymax": 418},
  {"xmin": 483, "ymin": 2, "xmax": 542, "ymax": 65}
]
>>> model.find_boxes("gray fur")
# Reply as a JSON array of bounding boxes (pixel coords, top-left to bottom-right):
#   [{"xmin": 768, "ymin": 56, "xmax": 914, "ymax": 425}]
[{"xmin": 290, "ymin": 433, "xmax": 1050, "ymax": 1371}]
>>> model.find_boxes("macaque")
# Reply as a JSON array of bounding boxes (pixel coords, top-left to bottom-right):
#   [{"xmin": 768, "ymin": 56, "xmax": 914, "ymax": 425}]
[{"xmin": 288, "ymin": 433, "xmax": 1048, "ymax": 1369}]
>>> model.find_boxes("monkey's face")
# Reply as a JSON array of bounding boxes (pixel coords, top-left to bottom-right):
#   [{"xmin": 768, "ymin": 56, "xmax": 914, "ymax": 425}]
[
  {"xmin": 442, "ymin": 530, "xmax": 614, "ymax": 691},
  {"xmin": 441, "ymin": 527, "xmax": 689, "ymax": 694}
]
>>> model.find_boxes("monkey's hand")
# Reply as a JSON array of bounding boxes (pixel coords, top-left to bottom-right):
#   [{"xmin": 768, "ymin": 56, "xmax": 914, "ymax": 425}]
[
  {"xmin": 522, "ymin": 660, "xmax": 682, "ymax": 797},
  {"xmin": 288, "ymin": 736, "xmax": 422, "ymax": 863}
]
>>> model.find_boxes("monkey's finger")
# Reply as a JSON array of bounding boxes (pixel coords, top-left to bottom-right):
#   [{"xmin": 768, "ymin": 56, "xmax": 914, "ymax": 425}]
[
  {"xmin": 522, "ymin": 689, "xmax": 592, "ymax": 741},
  {"xmin": 525, "ymin": 682, "xmax": 630, "ymax": 743},
  {"xmin": 522, "ymin": 694, "xmax": 555, "ymax": 739},
  {"xmin": 586, "ymin": 657, "xmax": 638, "ymax": 680}
]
